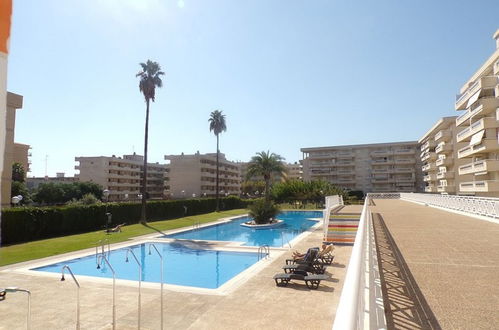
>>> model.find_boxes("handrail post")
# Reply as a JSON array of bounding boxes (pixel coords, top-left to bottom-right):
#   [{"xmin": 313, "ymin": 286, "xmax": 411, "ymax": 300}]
[
  {"xmin": 61, "ymin": 265, "xmax": 80, "ymax": 330},
  {"xmin": 125, "ymin": 248, "xmax": 142, "ymax": 329},
  {"xmin": 97, "ymin": 255, "xmax": 116, "ymax": 330},
  {"xmin": 148, "ymin": 243, "xmax": 164, "ymax": 330}
]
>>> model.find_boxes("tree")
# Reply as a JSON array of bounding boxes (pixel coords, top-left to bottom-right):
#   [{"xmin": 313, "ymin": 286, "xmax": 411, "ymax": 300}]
[
  {"xmin": 136, "ymin": 60, "xmax": 164, "ymax": 223},
  {"xmin": 208, "ymin": 110, "xmax": 227, "ymax": 211},
  {"xmin": 246, "ymin": 151, "xmax": 286, "ymax": 202},
  {"xmin": 12, "ymin": 162, "xmax": 25, "ymax": 183},
  {"xmin": 32, "ymin": 182, "xmax": 103, "ymax": 205}
]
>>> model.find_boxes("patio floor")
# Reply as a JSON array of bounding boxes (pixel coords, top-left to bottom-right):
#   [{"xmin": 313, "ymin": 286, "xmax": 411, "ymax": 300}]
[{"xmin": 370, "ymin": 199, "xmax": 499, "ymax": 329}]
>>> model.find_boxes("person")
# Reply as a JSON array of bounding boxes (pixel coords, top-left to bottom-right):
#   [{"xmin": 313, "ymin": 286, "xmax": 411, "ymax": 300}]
[
  {"xmin": 108, "ymin": 223, "xmax": 125, "ymax": 233},
  {"xmin": 292, "ymin": 244, "xmax": 334, "ymax": 260}
]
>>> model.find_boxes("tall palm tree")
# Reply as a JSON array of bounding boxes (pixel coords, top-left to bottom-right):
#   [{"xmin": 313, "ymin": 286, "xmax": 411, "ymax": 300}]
[
  {"xmin": 208, "ymin": 110, "xmax": 227, "ymax": 211},
  {"xmin": 136, "ymin": 60, "xmax": 164, "ymax": 223},
  {"xmin": 246, "ymin": 151, "xmax": 286, "ymax": 202}
]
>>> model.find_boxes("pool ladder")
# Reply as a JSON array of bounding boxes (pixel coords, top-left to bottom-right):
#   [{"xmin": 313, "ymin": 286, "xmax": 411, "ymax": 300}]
[
  {"xmin": 281, "ymin": 232, "xmax": 292, "ymax": 248},
  {"xmin": 192, "ymin": 219, "xmax": 201, "ymax": 230},
  {"xmin": 95, "ymin": 239, "xmax": 110, "ymax": 263},
  {"xmin": 258, "ymin": 245, "xmax": 270, "ymax": 260}
]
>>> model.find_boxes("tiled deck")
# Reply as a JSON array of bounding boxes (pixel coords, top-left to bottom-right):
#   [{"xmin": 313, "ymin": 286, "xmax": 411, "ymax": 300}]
[
  {"xmin": 371, "ymin": 199, "xmax": 499, "ymax": 329},
  {"xmin": 0, "ymin": 207, "xmax": 360, "ymax": 329}
]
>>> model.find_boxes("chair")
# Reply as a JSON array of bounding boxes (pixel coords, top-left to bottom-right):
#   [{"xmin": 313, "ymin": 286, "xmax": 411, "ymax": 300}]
[
  {"xmin": 273, "ymin": 270, "xmax": 329, "ymax": 289},
  {"xmin": 282, "ymin": 248, "xmax": 326, "ymax": 274}
]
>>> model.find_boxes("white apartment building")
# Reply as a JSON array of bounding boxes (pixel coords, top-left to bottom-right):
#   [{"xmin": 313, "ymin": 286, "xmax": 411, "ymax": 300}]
[
  {"xmin": 419, "ymin": 117, "xmax": 473, "ymax": 194},
  {"xmin": 285, "ymin": 162, "xmax": 303, "ymax": 181},
  {"xmin": 301, "ymin": 142, "xmax": 423, "ymax": 193},
  {"xmin": 165, "ymin": 152, "xmax": 240, "ymax": 198},
  {"xmin": 239, "ymin": 161, "xmax": 302, "ymax": 183},
  {"xmin": 453, "ymin": 29, "xmax": 499, "ymax": 196},
  {"xmin": 75, "ymin": 153, "xmax": 167, "ymax": 201}
]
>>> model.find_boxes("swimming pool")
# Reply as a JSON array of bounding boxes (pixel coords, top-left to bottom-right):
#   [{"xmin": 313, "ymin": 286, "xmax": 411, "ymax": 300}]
[
  {"xmin": 33, "ymin": 242, "xmax": 259, "ymax": 289},
  {"xmin": 166, "ymin": 211, "xmax": 322, "ymax": 247}
]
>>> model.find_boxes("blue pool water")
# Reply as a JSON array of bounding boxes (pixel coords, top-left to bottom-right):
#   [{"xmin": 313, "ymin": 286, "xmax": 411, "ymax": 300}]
[
  {"xmin": 33, "ymin": 242, "xmax": 259, "ymax": 289},
  {"xmin": 166, "ymin": 211, "xmax": 322, "ymax": 247}
]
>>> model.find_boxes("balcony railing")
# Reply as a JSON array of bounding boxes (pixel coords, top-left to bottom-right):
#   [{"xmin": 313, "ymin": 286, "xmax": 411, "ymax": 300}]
[
  {"xmin": 436, "ymin": 171, "xmax": 454, "ymax": 179},
  {"xmin": 435, "ymin": 157, "xmax": 452, "ymax": 166},
  {"xmin": 435, "ymin": 130, "xmax": 452, "ymax": 142},
  {"xmin": 458, "ymin": 139, "xmax": 499, "ymax": 158},
  {"xmin": 456, "ymin": 117, "xmax": 496, "ymax": 142},
  {"xmin": 460, "ymin": 180, "xmax": 499, "ymax": 193},
  {"xmin": 455, "ymin": 76, "xmax": 498, "ymax": 110},
  {"xmin": 435, "ymin": 142, "xmax": 452, "ymax": 154},
  {"xmin": 459, "ymin": 159, "xmax": 499, "ymax": 175}
]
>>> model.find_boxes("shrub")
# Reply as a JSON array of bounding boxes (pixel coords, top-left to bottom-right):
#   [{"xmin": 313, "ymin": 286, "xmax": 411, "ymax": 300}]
[
  {"xmin": 1, "ymin": 196, "xmax": 250, "ymax": 245},
  {"xmin": 248, "ymin": 199, "xmax": 281, "ymax": 224}
]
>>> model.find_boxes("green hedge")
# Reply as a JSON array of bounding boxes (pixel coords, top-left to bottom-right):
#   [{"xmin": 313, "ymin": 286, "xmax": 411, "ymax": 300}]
[{"xmin": 1, "ymin": 196, "xmax": 250, "ymax": 246}]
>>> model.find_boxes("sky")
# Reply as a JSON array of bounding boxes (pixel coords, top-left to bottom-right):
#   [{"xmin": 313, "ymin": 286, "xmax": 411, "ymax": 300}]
[{"xmin": 6, "ymin": 0, "xmax": 499, "ymax": 177}]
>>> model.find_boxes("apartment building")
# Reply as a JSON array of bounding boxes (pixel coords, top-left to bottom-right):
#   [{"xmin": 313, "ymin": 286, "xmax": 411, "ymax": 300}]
[
  {"xmin": 453, "ymin": 29, "xmax": 499, "ymax": 196},
  {"xmin": 26, "ymin": 173, "xmax": 78, "ymax": 190},
  {"xmin": 13, "ymin": 143, "xmax": 30, "ymax": 176},
  {"xmin": 165, "ymin": 152, "xmax": 240, "ymax": 198},
  {"xmin": 419, "ymin": 117, "xmax": 473, "ymax": 194},
  {"xmin": 286, "ymin": 162, "xmax": 303, "ymax": 181},
  {"xmin": 75, "ymin": 153, "xmax": 167, "ymax": 201},
  {"xmin": 238, "ymin": 161, "xmax": 301, "ymax": 183},
  {"xmin": 1, "ymin": 92, "xmax": 23, "ymax": 207},
  {"xmin": 301, "ymin": 142, "xmax": 423, "ymax": 193}
]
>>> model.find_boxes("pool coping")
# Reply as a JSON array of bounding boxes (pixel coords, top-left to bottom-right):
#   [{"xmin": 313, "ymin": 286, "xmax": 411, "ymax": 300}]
[{"xmin": 0, "ymin": 211, "xmax": 323, "ymax": 296}]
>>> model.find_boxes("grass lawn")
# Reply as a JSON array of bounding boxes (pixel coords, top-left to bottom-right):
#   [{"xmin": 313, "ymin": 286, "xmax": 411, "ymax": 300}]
[{"xmin": 0, "ymin": 209, "xmax": 247, "ymax": 267}]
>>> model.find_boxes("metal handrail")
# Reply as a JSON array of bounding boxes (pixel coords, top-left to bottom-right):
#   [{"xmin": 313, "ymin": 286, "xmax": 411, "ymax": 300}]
[
  {"xmin": 125, "ymin": 248, "xmax": 142, "ymax": 329},
  {"xmin": 61, "ymin": 265, "xmax": 80, "ymax": 330},
  {"xmin": 148, "ymin": 244, "xmax": 164, "ymax": 330},
  {"xmin": 257, "ymin": 245, "xmax": 269, "ymax": 260},
  {"xmin": 97, "ymin": 255, "xmax": 116, "ymax": 330},
  {"xmin": 3, "ymin": 287, "xmax": 31, "ymax": 329}
]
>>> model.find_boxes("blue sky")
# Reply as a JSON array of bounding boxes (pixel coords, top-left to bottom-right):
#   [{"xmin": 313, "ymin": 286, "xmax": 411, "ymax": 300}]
[{"xmin": 7, "ymin": 0, "xmax": 499, "ymax": 177}]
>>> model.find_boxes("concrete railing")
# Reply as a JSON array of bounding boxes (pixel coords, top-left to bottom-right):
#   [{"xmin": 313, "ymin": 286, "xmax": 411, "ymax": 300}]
[
  {"xmin": 400, "ymin": 192, "xmax": 499, "ymax": 219},
  {"xmin": 323, "ymin": 195, "xmax": 344, "ymax": 240}
]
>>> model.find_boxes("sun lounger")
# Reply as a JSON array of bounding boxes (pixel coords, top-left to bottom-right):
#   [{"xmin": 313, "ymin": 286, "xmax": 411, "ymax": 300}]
[
  {"xmin": 273, "ymin": 270, "xmax": 329, "ymax": 289},
  {"xmin": 283, "ymin": 261, "xmax": 326, "ymax": 274}
]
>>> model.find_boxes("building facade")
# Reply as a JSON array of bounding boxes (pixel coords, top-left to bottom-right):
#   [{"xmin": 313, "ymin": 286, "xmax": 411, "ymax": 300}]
[
  {"xmin": 26, "ymin": 173, "xmax": 78, "ymax": 190},
  {"xmin": 285, "ymin": 162, "xmax": 303, "ymax": 181},
  {"xmin": 301, "ymin": 142, "xmax": 423, "ymax": 193},
  {"xmin": 1, "ymin": 92, "xmax": 23, "ymax": 207},
  {"xmin": 75, "ymin": 153, "xmax": 167, "ymax": 201},
  {"xmin": 452, "ymin": 29, "xmax": 499, "ymax": 196},
  {"xmin": 165, "ymin": 152, "xmax": 240, "ymax": 198},
  {"xmin": 419, "ymin": 117, "xmax": 473, "ymax": 194}
]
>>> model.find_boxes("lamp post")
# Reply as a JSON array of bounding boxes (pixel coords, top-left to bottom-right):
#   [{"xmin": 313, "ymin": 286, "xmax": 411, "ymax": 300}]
[
  {"xmin": 181, "ymin": 190, "xmax": 185, "ymax": 199},
  {"xmin": 11, "ymin": 195, "xmax": 22, "ymax": 206},
  {"xmin": 103, "ymin": 189, "xmax": 111, "ymax": 233}
]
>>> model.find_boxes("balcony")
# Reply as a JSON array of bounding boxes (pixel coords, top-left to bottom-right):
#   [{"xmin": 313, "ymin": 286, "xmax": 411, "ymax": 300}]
[
  {"xmin": 422, "ymin": 163, "xmax": 436, "ymax": 172},
  {"xmin": 459, "ymin": 180, "xmax": 499, "ymax": 193},
  {"xmin": 456, "ymin": 117, "xmax": 496, "ymax": 142},
  {"xmin": 435, "ymin": 157, "xmax": 452, "ymax": 166},
  {"xmin": 494, "ymin": 60, "xmax": 499, "ymax": 75},
  {"xmin": 336, "ymin": 161, "xmax": 355, "ymax": 167},
  {"xmin": 423, "ymin": 174, "xmax": 437, "ymax": 182},
  {"xmin": 455, "ymin": 76, "xmax": 498, "ymax": 110},
  {"xmin": 435, "ymin": 142, "xmax": 453, "ymax": 154},
  {"xmin": 456, "ymin": 97, "xmax": 499, "ymax": 127},
  {"xmin": 337, "ymin": 151, "xmax": 354, "ymax": 158},
  {"xmin": 437, "ymin": 184, "xmax": 456, "ymax": 193},
  {"xmin": 457, "ymin": 139, "xmax": 499, "ymax": 158},
  {"xmin": 371, "ymin": 159, "xmax": 394, "ymax": 165},
  {"xmin": 372, "ymin": 167, "xmax": 391, "ymax": 174},
  {"xmin": 421, "ymin": 152, "xmax": 437, "ymax": 162},
  {"xmin": 309, "ymin": 153, "xmax": 333, "ymax": 159},
  {"xmin": 370, "ymin": 150, "xmax": 391, "ymax": 157},
  {"xmin": 394, "ymin": 148, "xmax": 415, "ymax": 155},
  {"xmin": 394, "ymin": 158, "xmax": 416, "ymax": 164},
  {"xmin": 371, "ymin": 178, "xmax": 395, "ymax": 183},
  {"xmin": 435, "ymin": 130, "xmax": 452, "ymax": 142},
  {"xmin": 420, "ymin": 140, "xmax": 435, "ymax": 152},
  {"xmin": 394, "ymin": 167, "xmax": 415, "ymax": 173},
  {"xmin": 394, "ymin": 177, "xmax": 415, "ymax": 183},
  {"xmin": 458, "ymin": 159, "xmax": 499, "ymax": 175},
  {"xmin": 436, "ymin": 171, "xmax": 454, "ymax": 179},
  {"xmin": 337, "ymin": 170, "xmax": 355, "ymax": 175},
  {"xmin": 425, "ymin": 185, "xmax": 437, "ymax": 193}
]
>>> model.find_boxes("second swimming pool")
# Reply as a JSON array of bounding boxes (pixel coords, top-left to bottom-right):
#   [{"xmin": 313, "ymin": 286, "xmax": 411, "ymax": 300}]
[{"xmin": 165, "ymin": 211, "xmax": 322, "ymax": 247}]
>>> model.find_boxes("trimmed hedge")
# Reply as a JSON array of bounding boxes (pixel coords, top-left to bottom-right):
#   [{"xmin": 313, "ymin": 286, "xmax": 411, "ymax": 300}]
[{"xmin": 1, "ymin": 196, "xmax": 250, "ymax": 246}]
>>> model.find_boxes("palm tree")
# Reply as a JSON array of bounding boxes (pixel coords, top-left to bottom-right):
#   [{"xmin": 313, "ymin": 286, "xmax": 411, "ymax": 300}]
[
  {"xmin": 246, "ymin": 151, "xmax": 286, "ymax": 202},
  {"xmin": 136, "ymin": 60, "xmax": 164, "ymax": 223},
  {"xmin": 208, "ymin": 110, "xmax": 227, "ymax": 211}
]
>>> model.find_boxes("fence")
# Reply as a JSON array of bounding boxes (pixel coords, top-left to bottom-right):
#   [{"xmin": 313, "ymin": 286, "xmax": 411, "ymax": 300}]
[{"xmin": 400, "ymin": 193, "xmax": 499, "ymax": 219}]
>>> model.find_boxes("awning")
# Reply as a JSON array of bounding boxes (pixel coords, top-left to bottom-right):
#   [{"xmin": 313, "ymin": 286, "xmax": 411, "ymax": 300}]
[
  {"xmin": 466, "ymin": 90, "xmax": 481, "ymax": 109},
  {"xmin": 470, "ymin": 130, "xmax": 485, "ymax": 146}
]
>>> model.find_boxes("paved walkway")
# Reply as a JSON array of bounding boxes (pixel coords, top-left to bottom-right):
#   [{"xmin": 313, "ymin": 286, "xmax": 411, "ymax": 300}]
[
  {"xmin": 0, "ymin": 207, "xmax": 360, "ymax": 329},
  {"xmin": 371, "ymin": 199, "xmax": 499, "ymax": 329}
]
